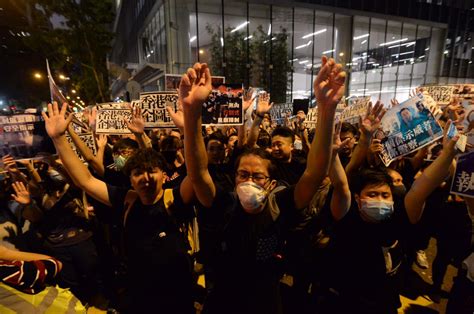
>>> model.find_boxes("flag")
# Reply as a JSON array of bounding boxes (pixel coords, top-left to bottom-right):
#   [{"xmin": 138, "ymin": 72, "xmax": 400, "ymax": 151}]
[
  {"xmin": 46, "ymin": 59, "xmax": 68, "ymax": 104},
  {"xmin": 46, "ymin": 59, "xmax": 89, "ymax": 131}
]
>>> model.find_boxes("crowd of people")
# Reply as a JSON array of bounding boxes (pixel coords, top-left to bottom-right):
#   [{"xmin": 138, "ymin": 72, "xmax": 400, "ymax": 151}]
[{"xmin": 0, "ymin": 58, "xmax": 473, "ymax": 313}]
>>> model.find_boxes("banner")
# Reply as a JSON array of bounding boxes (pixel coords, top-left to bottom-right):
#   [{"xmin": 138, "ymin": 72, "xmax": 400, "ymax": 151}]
[
  {"xmin": 450, "ymin": 151, "xmax": 474, "ymax": 197},
  {"xmin": 95, "ymin": 109, "xmax": 132, "ymax": 134},
  {"xmin": 65, "ymin": 133, "xmax": 97, "ymax": 162},
  {"xmin": 0, "ymin": 114, "xmax": 53, "ymax": 158},
  {"xmin": 202, "ymin": 84, "xmax": 244, "ymax": 126},
  {"xmin": 340, "ymin": 96, "xmax": 370, "ymax": 124},
  {"xmin": 165, "ymin": 74, "xmax": 225, "ymax": 91},
  {"xmin": 422, "ymin": 85, "xmax": 454, "ymax": 105},
  {"xmin": 139, "ymin": 92, "xmax": 178, "ymax": 128},
  {"xmin": 379, "ymin": 94, "xmax": 443, "ymax": 166}
]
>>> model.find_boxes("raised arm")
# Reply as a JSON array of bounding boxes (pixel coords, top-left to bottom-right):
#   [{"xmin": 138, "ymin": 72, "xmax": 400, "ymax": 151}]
[
  {"xmin": 405, "ymin": 120, "xmax": 458, "ymax": 224},
  {"xmin": 294, "ymin": 56, "xmax": 346, "ymax": 209},
  {"xmin": 180, "ymin": 63, "xmax": 215, "ymax": 207},
  {"xmin": 66, "ymin": 123, "xmax": 105, "ymax": 176},
  {"xmin": 345, "ymin": 101, "xmax": 386, "ymax": 177},
  {"xmin": 246, "ymin": 92, "xmax": 272, "ymax": 148},
  {"xmin": 126, "ymin": 105, "xmax": 152, "ymax": 149},
  {"xmin": 42, "ymin": 102, "xmax": 111, "ymax": 206},
  {"xmin": 329, "ymin": 122, "xmax": 352, "ymax": 220}
]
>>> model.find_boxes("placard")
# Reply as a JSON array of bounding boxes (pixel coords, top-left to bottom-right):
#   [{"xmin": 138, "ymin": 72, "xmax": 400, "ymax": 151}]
[
  {"xmin": 139, "ymin": 92, "xmax": 178, "ymax": 128},
  {"xmin": 379, "ymin": 94, "xmax": 443, "ymax": 166},
  {"xmin": 202, "ymin": 84, "xmax": 243, "ymax": 126}
]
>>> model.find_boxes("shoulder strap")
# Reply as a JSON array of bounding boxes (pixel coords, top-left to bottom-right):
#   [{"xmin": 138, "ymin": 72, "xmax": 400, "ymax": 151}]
[
  {"xmin": 163, "ymin": 189, "xmax": 174, "ymax": 215},
  {"xmin": 123, "ymin": 190, "xmax": 138, "ymax": 227}
]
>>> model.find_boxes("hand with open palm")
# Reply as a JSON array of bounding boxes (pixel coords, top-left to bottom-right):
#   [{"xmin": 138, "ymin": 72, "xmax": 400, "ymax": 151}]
[{"xmin": 314, "ymin": 56, "xmax": 346, "ymax": 113}]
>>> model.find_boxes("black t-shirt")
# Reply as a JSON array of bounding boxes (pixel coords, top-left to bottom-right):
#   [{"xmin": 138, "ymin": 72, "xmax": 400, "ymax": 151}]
[
  {"xmin": 107, "ymin": 185, "xmax": 195, "ymax": 313},
  {"xmin": 272, "ymin": 157, "xmax": 306, "ymax": 186},
  {"xmin": 197, "ymin": 185, "xmax": 308, "ymax": 314},
  {"xmin": 208, "ymin": 163, "xmax": 234, "ymax": 192},
  {"xmin": 163, "ymin": 163, "xmax": 187, "ymax": 189},
  {"xmin": 103, "ymin": 167, "xmax": 131, "ymax": 189},
  {"xmin": 327, "ymin": 196, "xmax": 410, "ymax": 313}
]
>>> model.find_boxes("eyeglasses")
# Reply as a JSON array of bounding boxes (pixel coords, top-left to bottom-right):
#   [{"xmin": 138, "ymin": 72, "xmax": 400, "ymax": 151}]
[{"xmin": 235, "ymin": 170, "xmax": 270, "ymax": 183}]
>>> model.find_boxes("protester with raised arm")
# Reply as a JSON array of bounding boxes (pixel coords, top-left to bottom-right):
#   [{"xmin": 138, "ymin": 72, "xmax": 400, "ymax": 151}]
[
  {"xmin": 181, "ymin": 57, "xmax": 346, "ymax": 314},
  {"xmin": 42, "ymin": 101, "xmax": 195, "ymax": 314}
]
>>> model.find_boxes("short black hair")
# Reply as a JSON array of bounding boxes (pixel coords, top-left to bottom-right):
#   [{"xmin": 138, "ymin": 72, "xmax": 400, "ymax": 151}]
[
  {"xmin": 350, "ymin": 167, "xmax": 394, "ymax": 195},
  {"xmin": 400, "ymin": 107, "xmax": 410, "ymax": 114},
  {"xmin": 340, "ymin": 122, "xmax": 358, "ymax": 136},
  {"xmin": 159, "ymin": 135, "xmax": 182, "ymax": 151},
  {"xmin": 271, "ymin": 126, "xmax": 295, "ymax": 143},
  {"xmin": 234, "ymin": 147, "xmax": 276, "ymax": 179},
  {"xmin": 113, "ymin": 138, "xmax": 139, "ymax": 154},
  {"xmin": 205, "ymin": 131, "xmax": 227, "ymax": 147},
  {"xmin": 123, "ymin": 148, "xmax": 166, "ymax": 177}
]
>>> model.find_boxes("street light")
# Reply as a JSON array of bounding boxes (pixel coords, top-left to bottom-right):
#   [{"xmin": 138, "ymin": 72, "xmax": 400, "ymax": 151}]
[
  {"xmin": 59, "ymin": 74, "xmax": 66, "ymax": 80},
  {"xmin": 71, "ymin": 89, "xmax": 76, "ymax": 94},
  {"xmin": 76, "ymin": 96, "xmax": 80, "ymax": 99},
  {"xmin": 33, "ymin": 72, "xmax": 42, "ymax": 79},
  {"xmin": 66, "ymin": 96, "xmax": 70, "ymax": 99}
]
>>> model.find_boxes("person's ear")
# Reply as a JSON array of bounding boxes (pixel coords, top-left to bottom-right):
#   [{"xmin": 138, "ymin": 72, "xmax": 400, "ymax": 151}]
[
  {"xmin": 354, "ymin": 194, "xmax": 361, "ymax": 209},
  {"xmin": 267, "ymin": 179, "xmax": 277, "ymax": 191}
]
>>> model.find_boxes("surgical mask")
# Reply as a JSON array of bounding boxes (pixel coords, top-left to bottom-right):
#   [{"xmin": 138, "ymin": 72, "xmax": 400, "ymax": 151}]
[
  {"xmin": 392, "ymin": 185, "xmax": 406, "ymax": 200},
  {"xmin": 359, "ymin": 199, "xmax": 394, "ymax": 222},
  {"xmin": 113, "ymin": 155, "xmax": 128, "ymax": 171},
  {"xmin": 236, "ymin": 181, "xmax": 268, "ymax": 213},
  {"xmin": 294, "ymin": 140, "xmax": 303, "ymax": 150}
]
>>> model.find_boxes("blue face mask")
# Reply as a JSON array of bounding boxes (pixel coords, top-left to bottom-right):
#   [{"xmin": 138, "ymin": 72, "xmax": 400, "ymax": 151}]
[
  {"xmin": 113, "ymin": 155, "xmax": 128, "ymax": 171},
  {"xmin": 359, "ymin": 199, "xmax": 394, "ymax": 223}
]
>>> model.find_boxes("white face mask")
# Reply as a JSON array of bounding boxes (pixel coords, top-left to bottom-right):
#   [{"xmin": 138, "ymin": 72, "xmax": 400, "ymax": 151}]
[
  {"xmin": 359, "ymin": 199, "xmax": 394, "ymax": 223},
  {"xmin": 236, "ymin": 181, "xmax": 268, "ymax": 213},
  {"xmin": 293, "ymin": 139, "xmax": 303, "ymax": 150}
]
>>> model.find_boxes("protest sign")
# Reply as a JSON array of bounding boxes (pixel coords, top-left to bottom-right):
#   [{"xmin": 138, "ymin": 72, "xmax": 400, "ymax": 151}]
[
  {"xmin": 340, "ymin": 96, "xmax": 370, "ymax": 124},
  {"xmin": 202, "ymin": 84, "xmax": 243, "ymax": 126},
  {"xmin": 450, "ymin": 151, "xmax": 474, "ymax": 197},
  {"xmin": 0, "ymin": 114, "xmax": 54, "ymax": 158},
  {"xmin": 422, "ymin": 85, "xmax": 454, "ymax": 105},
  {"xmin": 139, "ymin": 92, "xmax": 178, "ymax": 128},
  {"xmin": 165, "ymin": 74, "xmax": 225, "ymax": 91},
  {"xmin": 379, "ymin": 94, "xmax": 443, "ymax": 166},
  {"xmin": 304, "ymin": 107, "xmax": 318, "ymax": 128},
  {"xmin": 269, "ymin": 103, "xmax": 292, "ymax": 125},
  {"xmin": 65, "ymin": 132, "xmax": 97, "ymax": 162},
  {"xmin": 95, "ymin": 109, "xmax": 132, "ymax": 134}
]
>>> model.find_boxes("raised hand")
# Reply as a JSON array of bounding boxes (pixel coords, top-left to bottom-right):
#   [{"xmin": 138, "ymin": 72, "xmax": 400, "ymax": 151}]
[
  {"xmin": 179, "ymin": 63, "xmax": 212, "ymax": 114},
  {"xmin": 11, "ymin": 181, "xmax": 31, "ymax": 205},
  {"xmin": 42, "ymin": 102, "xmax": 74, "ymax": 139},
  {"xmin": 314, "ymin": 56, "xmax": 346, "ymax": 112},
  {"xmin": 332, "ymin": 121, "xmax": 351, "ymax": 155},
  {"xmin": 390, "ymin": 98, "xmax": 399, "ymax": 108},
  {"xmin": 126, "ymin": 105, "xmax": 145, "ymax": 134},
  {"xmin": 243, "ymin": 88, "xmax": 256, "ymax": 113},
  {"xmin": 96, "ymin": 134, "xmax": 108, "ymax": 149},
  {"xmin": 2, "ymin": 155, "xmax": 19, "ymax": 174},
  {"xmin": 256, "ymin": 92, "xmax": 273, "ymax": 115},
  {"xmin": 359, "ymin": 100, "xmax": 386, "ymax": 137},
  {"xmin": 166, "ymin": 105, "xmax": 184, "ymax": 130}
]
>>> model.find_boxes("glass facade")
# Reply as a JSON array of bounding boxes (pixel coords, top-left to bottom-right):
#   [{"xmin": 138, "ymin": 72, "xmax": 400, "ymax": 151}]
[{"xmin": 110, "ymin": 0, "xmax": 474, "ymax": 102}]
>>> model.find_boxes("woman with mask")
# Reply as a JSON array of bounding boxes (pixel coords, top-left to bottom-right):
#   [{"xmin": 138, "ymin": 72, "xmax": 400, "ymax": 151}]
[
  {"xmin": 321, "ymin": 120, "xmax": 462, "ymax": 314},
  {"xmin": 181, "ymin": 58, "xmax": 346, "ymax": 313}
]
